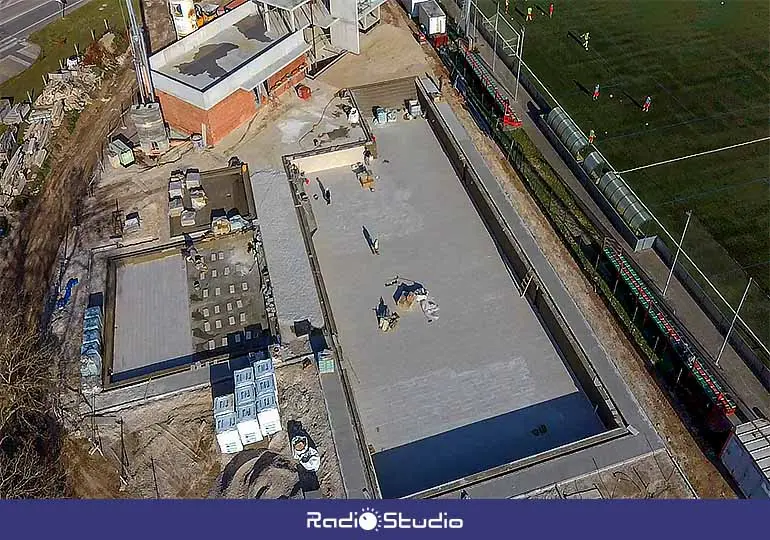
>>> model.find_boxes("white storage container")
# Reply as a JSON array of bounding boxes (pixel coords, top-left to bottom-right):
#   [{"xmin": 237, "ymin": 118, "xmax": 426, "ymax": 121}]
[
  {"xmin": 215, "ymin": 412, "xmax": 243, "ymax": 454},
  {"xmin": 168, "ymin": 179, "xmax": 184, "ymax": 199},
  {"xmin": 180, "ymin": 210, "xmax": 196, "ymax": 227},
  {"xmin": 720, "ymin": 419, "xmax": 770, "ymax": 499},
  {"xmin": 418, "ymin": 0, "xmax": 446, "ymax": 36},
  {"xmin": 255, "ymin": 392, "xmax": 277, "ymax": 412},
  {"xmin": 168, "ymin": 197, "xmax": 184, "ymax": 217},
  {"xmin": 169, "ymin": 0, "xmax": 198, "ymax": 39},
  {"xmin": 252, "ymin": 355, "xmax": 274, "ymax": 377},
  {"xmin": 236, "ymin": 403, "xmax": 264, "ymax": 445},
  {"xmin": 400, "ymin": 0, "xmax": 429, "ymax": 17},
  {"xmin": 213, "ymin": 394, "xmax": 235, "ymax": 417},
  {"xmin": 185, "ymin": 169, "xmax": 202, "ymax": 190},
  {"xmin": 255, "ymin": 372, "xmax": 276, "ymax": 396},
  {"xmin": 234, "ymin": 366, "xmax": 255, "ymax": 387},
  {"xmin": 257, "ymin": 407, "xmax": 281, "ymax": 437},
  {"xmin": 234, "ymin": 383, "xmax": 256, "ymax": 406}
]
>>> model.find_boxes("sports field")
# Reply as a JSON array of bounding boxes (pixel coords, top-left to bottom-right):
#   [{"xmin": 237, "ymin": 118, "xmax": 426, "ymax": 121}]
[{"xmin": 474, "ymin": 0, "xmax": 770, "ymax": 344}]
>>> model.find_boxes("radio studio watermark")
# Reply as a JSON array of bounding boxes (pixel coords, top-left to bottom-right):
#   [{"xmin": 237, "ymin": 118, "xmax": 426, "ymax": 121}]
[{"xmin": 306, "ymin": 507, "xmax": 464, "ymax": 532}]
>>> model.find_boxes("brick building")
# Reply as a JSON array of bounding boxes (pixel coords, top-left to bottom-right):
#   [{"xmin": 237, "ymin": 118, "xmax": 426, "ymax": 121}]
[{"xmin": 150, "ymin": 0, "xmax": 386, "ymax": 145}]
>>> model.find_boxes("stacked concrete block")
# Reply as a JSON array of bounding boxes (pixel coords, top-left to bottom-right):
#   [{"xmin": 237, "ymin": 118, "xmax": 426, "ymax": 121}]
[
  {"xmin": 215, "ymin": 412, "xmax": 243, "ymax": 454},
  {"xmin": 80, "ymin": 306, "xmax": 104, "ymax": 394}
]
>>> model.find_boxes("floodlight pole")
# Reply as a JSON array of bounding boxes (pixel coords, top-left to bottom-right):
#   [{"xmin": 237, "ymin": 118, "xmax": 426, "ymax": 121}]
[
  {"xmin": 492, "ymin": 4, "xmax": 499, "ymax": 73},
  {"xmin": 464, "ymin": 0, "xmax": 472, "ymax": 42},
  {"xmin": 715, "ymin": 277, "xmax": 752, "ymax": 367},
  {"xmin": 514, "ymin": 26, "xmax": 524, "ymax": 102},
  {"xmin": 663, "ymin": 209, "xmax": 691, "ymax": 297}
]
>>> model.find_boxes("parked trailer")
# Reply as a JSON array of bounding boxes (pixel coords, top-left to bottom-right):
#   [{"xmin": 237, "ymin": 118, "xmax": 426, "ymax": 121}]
[
  {"xmin": 418, "ymin": 0, "xmax": 446, "ymax": 37},
  {"xmin": 400, "ymin": 0, "xmax": 430, "ymax": 17},
  {"xmin": 720, "ymin": 419, "xmax": 770, "ymax": 499}
]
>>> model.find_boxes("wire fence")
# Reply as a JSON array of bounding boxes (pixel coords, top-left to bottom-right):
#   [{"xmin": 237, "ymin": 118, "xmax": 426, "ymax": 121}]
[{"xmin": 448, "ymin": 0, "xmax": 770, "ymax": 366}]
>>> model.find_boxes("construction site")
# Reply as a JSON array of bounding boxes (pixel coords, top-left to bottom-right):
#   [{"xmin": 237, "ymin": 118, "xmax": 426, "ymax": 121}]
[{"xmin": 0, "ymin": 0, "xmax": 767, "ymax": 500}]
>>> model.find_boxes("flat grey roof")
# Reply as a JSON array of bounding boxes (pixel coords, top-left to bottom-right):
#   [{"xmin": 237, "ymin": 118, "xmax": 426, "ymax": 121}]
[
  {"xmin": 310, "ymin": 119, "xmax": 603, "ymax": 497},
  {"xmin": 156, "ymin": 13, "xmax": 287, "ymax": 91},
  {"xmin": 734, "ymin": 419, "xmax": 770, "ymax": 480},
  {"xmin": 261, "ymin": 0, "xmax": 308, "ymax": 10},
  {"xmin": 113, "ymin": 251, "xmax": 193, "ymax": 375}
]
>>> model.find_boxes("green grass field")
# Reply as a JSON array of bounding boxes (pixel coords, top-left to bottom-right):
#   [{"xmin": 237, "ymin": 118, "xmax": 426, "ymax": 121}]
[
  {"xmin": 474, "ymin": 0, "xmax": 770, "ymax": 345},
  {"xmin": 0, "ymin": 0, "xmax": 137, "ymax": 104}
]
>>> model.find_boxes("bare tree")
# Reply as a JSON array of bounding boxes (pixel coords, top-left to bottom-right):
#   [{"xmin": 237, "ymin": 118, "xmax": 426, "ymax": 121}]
[{"xmin": 0, "ymin": 304, "xmax": 66, "ymax": 498}]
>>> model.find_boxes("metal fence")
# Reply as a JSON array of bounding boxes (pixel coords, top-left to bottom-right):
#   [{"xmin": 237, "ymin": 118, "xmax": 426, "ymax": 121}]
[{"xmin": 447, "ymin": 0, "xmax": 770, "ymax": 369}]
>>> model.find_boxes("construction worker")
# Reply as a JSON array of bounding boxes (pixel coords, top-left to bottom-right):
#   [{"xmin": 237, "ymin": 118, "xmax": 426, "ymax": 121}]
[
  {"xmin": 592, "ymin": 83, "xmax": 600, "ymax": 101},
  {"xmin": 549, "ymin": 3, "xmax": 554, "ymax": 18},
  {"xmin": 588, "ymin": 129, "xmax": 596, "ymax": 144},
  {"xmin": 582, "ymin": 31, "xmax": 590, "ymax": 51},
  {"xmin": 642, "ymin": 95, "xmax": 652, "ymax": 112},
  {"xmin": 526, "ymin": 6, "xmax": 533, "ymax": 21}
]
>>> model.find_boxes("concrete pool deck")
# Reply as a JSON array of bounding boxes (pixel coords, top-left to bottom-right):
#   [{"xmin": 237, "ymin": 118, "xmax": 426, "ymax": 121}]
[{"xmin": 308, "ymin": 118, "xmax": 604, "ymax": 497}]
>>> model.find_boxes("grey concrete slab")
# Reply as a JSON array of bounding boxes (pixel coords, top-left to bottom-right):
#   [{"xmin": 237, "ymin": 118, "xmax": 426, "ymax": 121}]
[
  {"xmin": 91, "ymin": 367, "xmax": 211, "ymax": 414},
  {"xmin": 318, "ymin": 371, "xmax": 370, "ymax": 498},
  {"xmin": 308, "ymin": 118, "xmax": 603, "ymax": 494},
  {"xmin": 250, "ymin": 169, "xmax": 324, "ymax": 335},
  {"xmin": 186, "ymin": 235, "xmax": 268, "ymax": 353},
  {"xmin": 112, "ymin": 252, "xmax": 193, "ymax": 374},
  {"xmin": 422, "ymin": 94, "xmax": 667, "ymax": 497}
]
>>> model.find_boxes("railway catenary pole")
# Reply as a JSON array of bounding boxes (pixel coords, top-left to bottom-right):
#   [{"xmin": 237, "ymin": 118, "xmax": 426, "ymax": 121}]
[
  {"xmin": 715, "ymin": 277, "xmax": 753, "ymax": 367},
  {"xmin": 663, "ymin": 209, "xmax": 692, "ymax": 297}
]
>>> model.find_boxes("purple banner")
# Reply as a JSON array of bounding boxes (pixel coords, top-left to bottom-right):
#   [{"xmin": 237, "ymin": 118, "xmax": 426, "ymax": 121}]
[{"xmin": 0, "ymin": 500, "xmax": 766, "ymax": 539}]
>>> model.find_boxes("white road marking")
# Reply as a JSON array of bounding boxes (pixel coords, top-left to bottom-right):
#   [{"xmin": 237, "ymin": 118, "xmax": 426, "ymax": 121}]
[
  {"xmin": 619, "ymin": 136, "xmax": 770, "ymax": 174},
  {"xmin": 0, "ymin": 0, "xmax": 35, "ymax": 11},
  {"xmin": 2, "ymin": 0, "xmax": 89, "ymax": 41},
  {"xmin": 8, "ymin": 54, "xmax": 32, "ymax": 66},
  {"xmin": 1, "ymin": 1, "xmax": 57, "ymax": 28},
  {"xmin": 0, "ymin": 37, "xmax": 19, "ymax": 54}
]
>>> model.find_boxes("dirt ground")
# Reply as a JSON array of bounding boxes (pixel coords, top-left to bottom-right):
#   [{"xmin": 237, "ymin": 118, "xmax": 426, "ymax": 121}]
[
  {"xmin": 321, "ymin": 3, "xmax": 429, "ymax": 89},
  {"xmin": 67, "ymin": 362, "xmax": 343, "ymax": 498},
  {"xmin": 0, "ymin": 54, "xmax": 136, "ymax": 321}
]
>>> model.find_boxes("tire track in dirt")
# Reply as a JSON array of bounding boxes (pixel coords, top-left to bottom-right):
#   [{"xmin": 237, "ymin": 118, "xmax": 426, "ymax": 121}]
[{"xmin": 0, "ymin": 63, "xmax": 136, "ymax": 326}]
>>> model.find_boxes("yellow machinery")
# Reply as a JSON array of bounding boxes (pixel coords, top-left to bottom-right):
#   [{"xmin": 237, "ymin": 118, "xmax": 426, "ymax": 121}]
[{"xmin": 195, "ymin": 3, "xmax": 219, "ymax": 27}]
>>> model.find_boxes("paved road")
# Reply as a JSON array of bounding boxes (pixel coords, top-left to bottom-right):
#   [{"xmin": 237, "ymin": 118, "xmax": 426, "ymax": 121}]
[{"xmin": 0, "ymin": 0, "xmax": 92, "ymax": 86}]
